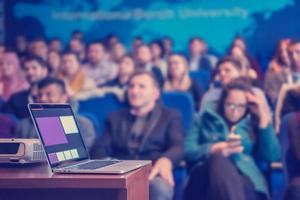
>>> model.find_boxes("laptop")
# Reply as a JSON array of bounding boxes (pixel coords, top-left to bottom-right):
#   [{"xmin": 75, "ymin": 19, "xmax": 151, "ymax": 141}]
[{"xmin": 28, "ymin": 103, "xmax": 151, "ymax": 174}]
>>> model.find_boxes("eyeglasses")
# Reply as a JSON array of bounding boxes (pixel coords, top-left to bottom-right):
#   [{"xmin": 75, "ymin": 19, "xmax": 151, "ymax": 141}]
[{"xmin": 225, "ymin": 102, "xmax": 247, "ymax": 112}]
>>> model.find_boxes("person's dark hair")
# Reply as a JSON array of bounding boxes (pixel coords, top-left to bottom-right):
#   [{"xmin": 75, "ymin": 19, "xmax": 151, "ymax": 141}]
[
  {"xmin": 129, "ymin": 70, "xmax": 160, "ymax": 90},
  {"xmin": 217, "ymin": 77, "xmax": 253, "ymax": 119},
  {"xmin": 106, "ymin": 33, "xmax": 118, "ymax": 42},
  {"xmin": 272, "ymin": 39, "xmax": 290, "ymax": 66},
  {"xmin": 288, "ymin": 39, "xmax": 300, "ymax": 53},
  {"xmin": 288, "ymin": 39, "xmax": 300, "ymax": 50},
  {"xmin": 133, "ymin": 36, "xmax": 143, "ymax": 41},
  {"xmin": 162, "ymin": 36, "xmax": 173, "ymax": 45},
  {"xmin": 62, "ymin": 51, "xmax": 80, "ymax": 63},
  {"xmin": 23, "ymin": 55, "xmax": 49, "ymax": 70},
  {"xmin": 37, "ymin": 77, "xmax": 66, "ymax": 94},
  {"xmin": 216, "ymin": 56, "xmax": 243, "ymax": 72},
  {"xmin": 118, "ymin": 54, "xmax": 135, "ymax": 65},
  {"xmin": 71, "ymin": 29, "xmax": 83, "ymax": 40},
  {"xmin": 150, "ymin": 40, "xmax": 165, "ymax": 59}
]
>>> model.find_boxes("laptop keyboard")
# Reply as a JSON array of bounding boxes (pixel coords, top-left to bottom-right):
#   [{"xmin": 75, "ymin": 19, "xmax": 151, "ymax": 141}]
[{"xmin": 66, "ymin": 160, "xmax": 120, "ymax": 170}]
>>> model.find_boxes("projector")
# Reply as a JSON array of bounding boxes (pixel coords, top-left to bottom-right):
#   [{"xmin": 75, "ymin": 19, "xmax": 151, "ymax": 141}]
[{"xmin": 0, "ymin": 138, "xmax": 46, "ymax": 164}]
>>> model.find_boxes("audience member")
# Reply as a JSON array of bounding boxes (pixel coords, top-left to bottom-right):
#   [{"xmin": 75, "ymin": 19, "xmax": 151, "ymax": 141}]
[
  {"xmin": 109, "ymin": 42, "xmax": 126, "ymax": 63},
  {"xmin": 30, "ymin": 38, "xmax": 48, "ymax": 61},
  {"xmin": 185, "ymin": 80, "xmax": 280, "ymax": 200},
  {"xmin": 105, "ymin": 33, "xmax": 119, "ymax": 51},
  {"xmin": 135, "ymin": 44, "xmax": 164, "ymax": 87},
  {"xmin": 131, "ymin": 36, "xmax": 144, "ymax": 59},
  {"xmin": 228, "ymin": 45, "xmax": 258, "ymax": 80},
  {"xmin": 48, "ymin": 37, "xmax": 63, "ymax": 52},
  {"xmin": 288, "ymin": 40, "xmax": 300, "ymax": 82},
  {"xmin": 199, "ymin": 57, "xmax": 270, "ymax": 115},
  {"xmin": 59, "ymin": 51, "xmax": 95, "ymax": 96},
  {"xmin": 164, "ymin": 53, "xmax": 203, "ymax": 111},
  {"xmin": 161, "ymin": 36, "xmax": 173, "ymax": 59},
  {"xmin": 98, "ymin": 71, "xmax": 184, "ymax": 200},
  {"xmin": 150, "ymin": 40, "xmax": 168, "ymax": 78},
  {"xmin": 14, "ymin": 34, "xmax": 27, "ymax": 59},
  {"xmin": 83, "ymin": 41, "xmax": 118, "ymax": 86},
  {"xmin": 105, "ymin": 55, "xmax": 135, "ymax": 89},
  {"xmin": 68, "ymin": 37, "xmax": 85, "ymax": 62},
  {"xmin": 199, "ymin": 57, "xmax": 243, "ymax": 113},
  {"xmin": 2, "ymin": 56, "xmax": 48, "ymax": 119},
  {"xmin": 47, "ymin": 50, "xmax": 61, "ymax": 77},
  {"xmin": 229, "ymin": 36, "xmax": 263, "ymax": 81},
  {"xmin": 76, "ymin": 55, "xmax": 135, "ymax": 101},
  {"xmin": 71, "ymin": 29, "xmax": 84, "ymax": 41},
  {"xmin": 13, "ymin": 77, "xmax": 96, "ymax": 151},
  {"xmin": 187, "ymin": 37, "xmax": 218, "ymax": 71},
  {"xmin": 274, "ymin": 40, "xmax": 300, "ymax": 132},
  {"xmin": 0, "ymin": 52, "xmax": 28, "ymax": 100},
  {"xmin": 264, "ymin": 39, "xmax": 291, "ymax": 107}
]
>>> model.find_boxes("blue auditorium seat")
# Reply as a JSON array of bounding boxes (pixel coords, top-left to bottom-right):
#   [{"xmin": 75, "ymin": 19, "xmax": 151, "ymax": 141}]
[
  {"xmin": 78, "ymin": 94, "xmax": 126, "ymax": 137},
  {"xmin": 161, "ymin": 91, "xmax": 195, "ymax": 135},
  {"xmin": 161, "ymin": 91, "xmax": 195, "ymax": 200},
  {"xmin": 279, "ymin": 113, "xmax": 297, "ymax": 186},
  {"xmin": 78, "ymin": 111, "xmax": 100, "ymax": 134},
  {"xmin": 189, "ymin": 70, "xmax": 211, "ymax": 91}
]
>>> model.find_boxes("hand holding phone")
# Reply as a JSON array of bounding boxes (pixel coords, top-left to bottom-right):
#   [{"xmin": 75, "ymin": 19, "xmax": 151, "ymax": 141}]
[{"xmin": 228, "ymin": 133, "xmax": 241, "ymax": 147}]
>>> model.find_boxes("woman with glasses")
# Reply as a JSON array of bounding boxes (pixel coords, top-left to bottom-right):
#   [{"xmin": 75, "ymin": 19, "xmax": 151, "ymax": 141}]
[{"xmin": 184, "ymin": 80, "xmax": 280, "ymax": 200}]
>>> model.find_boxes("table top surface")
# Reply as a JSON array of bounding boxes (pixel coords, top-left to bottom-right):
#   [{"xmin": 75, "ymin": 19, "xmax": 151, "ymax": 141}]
[{"xmin": 0, "ymin": 163, "xmax": 152, "ymax": 189}]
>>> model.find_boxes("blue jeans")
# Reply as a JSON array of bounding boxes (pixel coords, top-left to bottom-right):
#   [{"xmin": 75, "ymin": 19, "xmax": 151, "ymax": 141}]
[{"xmin": 150, "ymin": 176, "xmax": 174, "ymax": 200}]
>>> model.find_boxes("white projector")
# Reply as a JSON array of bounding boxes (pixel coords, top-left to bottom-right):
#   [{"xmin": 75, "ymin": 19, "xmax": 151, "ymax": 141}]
[{"xmin": 0, "ymin": 138, "xmax": 46, "ymax": 164}]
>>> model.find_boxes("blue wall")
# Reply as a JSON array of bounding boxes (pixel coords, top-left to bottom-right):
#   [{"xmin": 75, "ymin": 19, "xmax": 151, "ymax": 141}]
[{"xmin": 5, "ymin": 0, "xmax": 300, "ymax": 70}]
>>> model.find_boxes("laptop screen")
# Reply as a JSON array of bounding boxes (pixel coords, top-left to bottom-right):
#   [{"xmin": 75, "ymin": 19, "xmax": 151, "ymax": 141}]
[{"xmin": 28, "ymin": 104, "xmax": 89, "ymax": 167}]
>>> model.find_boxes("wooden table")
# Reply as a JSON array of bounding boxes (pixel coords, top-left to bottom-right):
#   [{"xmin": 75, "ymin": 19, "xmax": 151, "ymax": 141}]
[{"xmin": 0, "ymin": 163, "xmax": 151, "ymax": 200}]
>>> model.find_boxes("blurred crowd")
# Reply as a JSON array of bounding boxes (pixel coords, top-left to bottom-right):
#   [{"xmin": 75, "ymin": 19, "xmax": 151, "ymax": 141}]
[{"xmin": 1, "ymin": 30, "xmax": 300, "ymax": 200}]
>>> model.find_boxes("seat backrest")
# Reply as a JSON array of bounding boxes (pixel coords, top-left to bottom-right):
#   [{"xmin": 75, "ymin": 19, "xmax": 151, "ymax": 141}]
[
  {"xmin": 189, "ymin": 70, "xmax": 211, "ymax": 91},
  {"xmin": 161, "ymin": 91, "xmax": 195, "ymax": 135},
  {"xmin": 279, "ymin": 113, "xmax": 297, "ymax": 184},
  {"xmin": 78, "ymin": 94, "xmax": 126, "ymax": 137}
]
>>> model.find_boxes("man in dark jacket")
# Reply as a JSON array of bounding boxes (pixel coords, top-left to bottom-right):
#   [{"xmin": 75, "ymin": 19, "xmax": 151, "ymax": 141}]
[{"xmin": 99, "ymin": 71, "xmax": 184, "ymax": 200}]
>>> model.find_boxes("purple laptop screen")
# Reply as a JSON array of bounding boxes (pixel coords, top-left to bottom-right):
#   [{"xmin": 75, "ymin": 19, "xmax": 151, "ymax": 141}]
[
  {"xmin": 48, "ymin": 152, "xmax": 59, "ymax": 164},
  {"xmin": 36, "ymin": 117, "xmax": 68, "ymax": 146}
]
